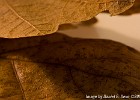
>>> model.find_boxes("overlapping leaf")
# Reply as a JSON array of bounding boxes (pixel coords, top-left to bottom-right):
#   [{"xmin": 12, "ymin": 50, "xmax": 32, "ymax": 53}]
[
  {"xmin": 0, "ymin": 0, "xmax": 135, "ymax": 38},
  {"xmin": 0, "ymin": 33, "xmax": 140, "ymax": 100}
]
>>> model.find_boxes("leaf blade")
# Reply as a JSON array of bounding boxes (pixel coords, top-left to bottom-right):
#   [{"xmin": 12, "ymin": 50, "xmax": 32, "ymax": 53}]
[
  {"xmin": 0, "ymin": 0, "xmax": 135, "ymax": 38},
  {"xmin": 0, "ymin": 33, "xmax": 140, "ymax": 99}
]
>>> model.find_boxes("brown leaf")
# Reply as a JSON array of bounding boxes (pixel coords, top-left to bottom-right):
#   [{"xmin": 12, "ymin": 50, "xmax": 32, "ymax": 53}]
[
  {"xmin": 0, "ymin": 0, "xmax": 135, "ymax": 38},
  {"xmin": 0, "ymin": 33, "xmax": 140, "ymax": 100}
]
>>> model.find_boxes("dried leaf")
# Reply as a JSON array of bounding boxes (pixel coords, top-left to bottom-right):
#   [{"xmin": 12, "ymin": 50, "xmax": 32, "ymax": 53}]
[
  {"xmin": 0, "ymin": 33, "xmax": 140, "ymax": 100},
  {"xmin": 0, "ymin": 0, "xmax": 135, "ymax": 38}
]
